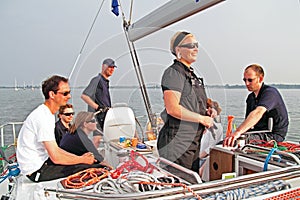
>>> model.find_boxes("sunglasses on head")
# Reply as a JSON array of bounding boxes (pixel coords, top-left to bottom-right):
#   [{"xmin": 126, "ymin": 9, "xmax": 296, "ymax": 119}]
[
  {"xmin": 56, "ymin": 91, "xmax": 71, "ymax": 96},
  {"xmin": 243, "ymin": 78, "xmax": 256, "ymax": 83},
  {"xmin": 62, "ymin": 112, "xmax": 75, "ymax": 116},
  {"xmin": 86, "ymin": 119, "xmax": 97, "ymax": 123},
  {"xmin": 179, "ymin": 42, "xmax": 198, "ymax": 49}
]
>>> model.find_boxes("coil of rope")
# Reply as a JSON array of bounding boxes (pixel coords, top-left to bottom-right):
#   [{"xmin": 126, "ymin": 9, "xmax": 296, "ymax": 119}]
[
  {"xmin": 94, "ymin": 171, "xmax": 160, "ymax": 194},
  {"xmin": 63, "ymin": 168, "xmax": 109, "ymax": 189},
  {"xmin": 94, "ymin": 171, "xmax": 202, "ymax": 199}
]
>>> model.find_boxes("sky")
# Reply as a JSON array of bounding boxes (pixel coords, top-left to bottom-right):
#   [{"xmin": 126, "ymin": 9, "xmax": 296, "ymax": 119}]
[{"xmin": 0, "ymin": 0, "xmax": 300, "ymax": 88}]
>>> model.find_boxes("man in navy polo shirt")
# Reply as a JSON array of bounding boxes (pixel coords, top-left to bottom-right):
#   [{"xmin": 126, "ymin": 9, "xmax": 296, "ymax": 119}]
[
  {"xmin": 81, "ymin": 58, "xmax": 117, "ymax": 148},
  {"xmin": 224, "ymin": 64, "xmax": 289, "ymax": 147}
]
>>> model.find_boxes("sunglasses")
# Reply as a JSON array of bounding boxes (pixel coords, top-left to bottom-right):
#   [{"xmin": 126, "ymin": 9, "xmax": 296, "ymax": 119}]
[
  {"xmin": 179, "ymin": 42, "xmax": 199, "ymax": 49},
  {"xmin": 62, "ymin": 112, "xmax": 75, "ymax": 116},
  {"xmin": 243, "ymin": 78, "xmax": 256, "ymax": 83},
  {"xmin": 56, "ymin": 91, "xmax": 71, "ymax": 96},
  {"xmin": 86, "ymin": 119, "xmax": 97, "ymax": 123}
]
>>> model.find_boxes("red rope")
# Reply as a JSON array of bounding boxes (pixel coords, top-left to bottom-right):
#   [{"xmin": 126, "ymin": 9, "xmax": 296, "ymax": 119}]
[
  {"xmin": 111, "ymin": 150, "xmax": 155, "ymax": 179},
  {"xmin": 264, "ymin": 187, "xmax": 300, "ymax": 200},
  {"xmin": 249, "ymin": 140, "xmax": 300, "ymax": 152}
]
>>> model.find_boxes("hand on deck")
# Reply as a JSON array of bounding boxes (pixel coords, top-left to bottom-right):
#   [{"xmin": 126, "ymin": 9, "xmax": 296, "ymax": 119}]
[{"xmin": 223, "ymin": 132, "xmax": 240, "ymax": 147}]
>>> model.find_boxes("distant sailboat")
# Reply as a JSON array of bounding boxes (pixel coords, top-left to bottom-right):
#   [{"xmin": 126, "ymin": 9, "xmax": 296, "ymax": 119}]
[
  {"xmin": 14, "ymin": 78, "xmax": 19, "ymax": 91},
  {"xmin": 31, "ymin": 80, "xmax": 34, "ymax": 91}
]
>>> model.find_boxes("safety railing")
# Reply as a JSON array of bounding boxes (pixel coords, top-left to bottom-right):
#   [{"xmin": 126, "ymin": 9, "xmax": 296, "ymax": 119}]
[{"xmin": 0, "ymin": 122, "xmax": 23, "ymax": 147}]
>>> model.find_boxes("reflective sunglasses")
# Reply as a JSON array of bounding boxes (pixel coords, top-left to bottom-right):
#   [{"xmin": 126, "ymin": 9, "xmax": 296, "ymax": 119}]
[
  {"xmin": 179, "ymin": 42, "xmax": 199, "ymax": 49},
  {"xmin": 62, "ymin": 112, "xmax": 75, "ymax": 116},
  {"xmin": 243, "ymin": 78, "xmax": 256, "ymax": 83},
  {"xmin": 56, "ymin": 91, "xmax": 71, "ymax": 96},
  {"xmin": 86, "ymin": 119, "xmax": 97, "ymax": 123}
]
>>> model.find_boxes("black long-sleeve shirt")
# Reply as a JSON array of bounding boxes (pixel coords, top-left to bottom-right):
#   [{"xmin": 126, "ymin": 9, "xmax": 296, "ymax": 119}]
[{"xmin": 59, "ymin": 128, "xmax": 104, "ymax": 162}]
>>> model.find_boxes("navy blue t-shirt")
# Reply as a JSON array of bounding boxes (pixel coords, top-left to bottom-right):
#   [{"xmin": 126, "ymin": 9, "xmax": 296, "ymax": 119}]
[{"xmin": 246, "ymin": 83, "xmax": 289, "ymax": 141}]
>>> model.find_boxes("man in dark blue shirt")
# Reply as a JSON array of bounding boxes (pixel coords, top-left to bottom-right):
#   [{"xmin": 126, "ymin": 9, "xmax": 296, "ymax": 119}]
[
  {"xmin": 224, "ymin": 64, "xmax": 289, "ymax": 147},
  {"xmin": 81, "ymin": 58, "xmax": 117, "ymax": 148}
]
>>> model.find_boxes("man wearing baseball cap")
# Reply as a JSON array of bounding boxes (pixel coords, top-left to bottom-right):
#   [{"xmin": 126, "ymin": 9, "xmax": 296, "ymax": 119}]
[
  {"xmin": 102, "ymin": 58, "xmax": 117, "ymax": 68},
  {"xmin": 81, "ymin": 58, "xmax": 117, "ymax": 148}
]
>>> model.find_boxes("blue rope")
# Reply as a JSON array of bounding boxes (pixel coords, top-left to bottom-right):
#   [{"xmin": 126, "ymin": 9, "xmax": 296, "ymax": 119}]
[
  {"xmin": 263, "ymin": 148, "xmax": 277, "ymax": 171},
  {"xmin": 0, "ymin": 163, "xmax": 20, "ymax": 183},
  {"xmin": 0, "ymin": 174, "xmax": 9, "ymax": 183}
]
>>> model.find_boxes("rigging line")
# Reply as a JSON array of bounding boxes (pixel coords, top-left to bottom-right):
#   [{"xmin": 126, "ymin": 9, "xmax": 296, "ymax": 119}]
[
  {"xmin": 128, "ymin": 0, "xmax": 134, "ymax": 25},
  {"xmin": 118, "ymin": 0, "xmax": 133, "ymax": 27},
  {"xmin": 122, "ymin": 32, "xmax": 154, "ymax": 126},
  {"xmin": 68, "ymin": 0, "xmax": 105, "ymax": 80},
  {"xmin": 118, "ymin": 0, "xmax": 128, "ymax": 28},
  {"xmin": 119, "ymin": 0, "xmax": 154, "ymax": 126},
  {"xmin": 122, "ymin": 28, "xmax": 154, "ymax": 126},
  {"xmin": 132, "ymin": 42, "xmax": 154, "ymax": 120}
]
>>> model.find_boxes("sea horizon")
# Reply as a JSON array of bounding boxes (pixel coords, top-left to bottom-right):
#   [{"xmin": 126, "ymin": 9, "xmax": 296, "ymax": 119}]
[{"xmin": 1, "ymin": 83, "xmax": 300, "ymax": 90}]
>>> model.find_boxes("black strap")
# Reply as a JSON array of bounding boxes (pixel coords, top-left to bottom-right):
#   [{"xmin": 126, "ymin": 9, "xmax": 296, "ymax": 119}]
[
  {"xmin": 170, "ymin": 60, "xmax": 207, "ymax": 115},
  {"xmin": 170, "ymin": 61, "xmax": 204, "ymax": 87}
]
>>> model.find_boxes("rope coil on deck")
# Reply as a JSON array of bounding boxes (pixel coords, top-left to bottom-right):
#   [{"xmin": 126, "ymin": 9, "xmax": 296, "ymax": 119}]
[
  {"xmin": 63, "ymin": 168, "xmax": 109, "ymax": 189},
  {"xmin": 94, "ymin": 171, "xmax": 202, "ymax": 199},
  {"xmin": 94, "ymin": 171, "xmax": 174, "ymax": 194}
]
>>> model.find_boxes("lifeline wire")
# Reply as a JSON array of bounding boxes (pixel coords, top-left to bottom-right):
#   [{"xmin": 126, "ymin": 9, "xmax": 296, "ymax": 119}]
[{"xmin": 68, "ymin": 0, "xmax": 106, "ymax": 80}]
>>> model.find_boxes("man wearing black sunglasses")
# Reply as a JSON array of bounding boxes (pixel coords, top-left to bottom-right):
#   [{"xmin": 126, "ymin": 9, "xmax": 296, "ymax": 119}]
[
  {"xmin": 81, "ymin": 58, "xmax": 117, "ymax": 148},
  {"xmin": 16, "ymin": 75, "xmax": 100, "ymax": 182},
  {"xmin": 223, "ymin": 64, "xmax": 289, "ymax": 147}
]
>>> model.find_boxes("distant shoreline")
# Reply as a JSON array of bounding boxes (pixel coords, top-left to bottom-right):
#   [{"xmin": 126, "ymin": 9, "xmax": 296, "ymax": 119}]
[{"xmin": 1, "ymin": 84, "xmax": 300, "ymax": 89}]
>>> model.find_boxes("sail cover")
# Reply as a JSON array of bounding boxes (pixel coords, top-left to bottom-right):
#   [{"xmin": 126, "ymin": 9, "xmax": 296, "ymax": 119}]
[{"xmin": 128, "ymin": 0, "xmax": 224, "ymax": 42}]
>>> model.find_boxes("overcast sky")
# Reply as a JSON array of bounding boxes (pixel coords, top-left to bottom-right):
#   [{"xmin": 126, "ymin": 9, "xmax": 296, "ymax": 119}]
[{"xmin": 0, "ymin": 0, "xmax": 299, "ymax": 87}]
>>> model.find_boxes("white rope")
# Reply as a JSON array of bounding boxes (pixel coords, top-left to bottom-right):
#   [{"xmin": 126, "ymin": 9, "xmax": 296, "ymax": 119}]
[
  {"xmin": 196, "ymin": 180, "xmax": 290, "ymax": 200},
  {"xmin": 93, "ymin": 171, "xmax": 178, "ymax": 194}
]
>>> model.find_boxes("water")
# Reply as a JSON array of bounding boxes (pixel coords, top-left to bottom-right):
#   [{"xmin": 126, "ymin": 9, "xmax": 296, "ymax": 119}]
[{"xmin": 0, "ymin": 87, "xmax": 299, "ymax": 142}]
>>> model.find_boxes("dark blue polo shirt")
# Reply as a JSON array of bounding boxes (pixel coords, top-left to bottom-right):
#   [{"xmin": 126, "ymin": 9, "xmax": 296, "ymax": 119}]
[{"xmin": 82, "ymin": 74, "xmax": 111, "ymax": 112}]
